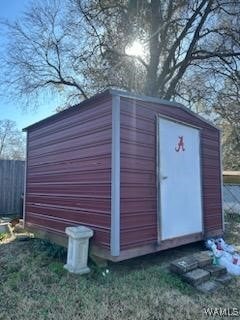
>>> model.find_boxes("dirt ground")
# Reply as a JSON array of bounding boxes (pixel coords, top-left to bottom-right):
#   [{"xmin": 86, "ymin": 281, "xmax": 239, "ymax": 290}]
[{"xmin": 0, "ymin": 213, "xmax": 240, "ymax": 320}]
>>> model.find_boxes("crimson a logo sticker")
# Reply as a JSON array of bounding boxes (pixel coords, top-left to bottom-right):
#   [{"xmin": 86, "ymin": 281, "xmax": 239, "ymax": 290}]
[{"xmin": 175, "ymin": 136, "xmax": 185, "ymax": 152}]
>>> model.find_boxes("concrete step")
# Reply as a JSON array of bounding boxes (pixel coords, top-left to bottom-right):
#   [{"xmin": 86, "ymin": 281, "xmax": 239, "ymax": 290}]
[
  {"xmin": 193, "ymin": 252, "xmax": 213, "ymax": 267},
  {"xmin": 203, "ymin": 265, "xmax": 227, "ymax": 277},
  {"xmin": 170, "ymin": 254, "xmax": 233, "ymax": 293},
  {"xmin": 215, "ymin": 273, "xmax": 234, "ymax": 284},
  {"xmin": 196, "ymin": 280, "xmax": 221, "ymax": 293},
  {"xmin": 182, "ymin": 268, "xmax": 210, "ymax": 286},
  {"xmin": 170, "ymin": 256, "xmax": 198, "ymax": 275}
]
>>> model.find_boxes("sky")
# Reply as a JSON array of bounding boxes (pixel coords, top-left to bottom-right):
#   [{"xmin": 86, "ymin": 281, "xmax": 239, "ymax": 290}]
[{"xmin": 0, "ymin": 0, "xmax": 55, "ymax": 130}]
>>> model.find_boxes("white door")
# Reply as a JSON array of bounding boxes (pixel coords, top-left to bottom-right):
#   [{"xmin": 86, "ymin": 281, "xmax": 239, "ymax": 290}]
[{"xmin": 158, "ymin": 118, "xmax": 202, "ymax": 240}]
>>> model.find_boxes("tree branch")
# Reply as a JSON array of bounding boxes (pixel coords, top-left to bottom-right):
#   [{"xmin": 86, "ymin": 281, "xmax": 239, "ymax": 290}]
[
  {"xmin": 164, "ymin": 0, "xmax": 214, "ymax": 99},
  {"xmin": 158, "ymin": 0, "xmax": 209, "ymax": 92}
]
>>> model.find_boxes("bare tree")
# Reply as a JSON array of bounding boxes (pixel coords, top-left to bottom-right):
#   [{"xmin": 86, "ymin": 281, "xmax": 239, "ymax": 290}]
[
  {"xmin": 0, "ymin": 120, "xmax": 25, "ymax": 160},
  {"xmin": 213, "ymin": 74, "xmax": 240, "ymax": 169},
  {"xmin": 0, "ymin": 0, "xmax": 90, "ymax": 109},
  {"xmin": 75, "ymin": 0, "xmax": 240, "ymax": 105},
  {"xmin": 0, "ymin": 0, "xmax": 239, "ymax": 111},
  {"xmin": 1, "ymin": 0, "xmax": 239, "ymax": 167}
]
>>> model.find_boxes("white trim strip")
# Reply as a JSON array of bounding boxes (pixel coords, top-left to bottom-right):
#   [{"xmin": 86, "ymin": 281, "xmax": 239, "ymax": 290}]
[
  {"xmin": 111, "ymin": 95, "xmax": 120, "ymax": 256},
  {"xmin": 156, "ymin": 117, "xmax": 161, "ymax": 244},
  {"xmin": 23, "ymin": 132, "xmax": 28, "ymax": 228},
  {"xmin": 219, "ymin": 130, "xmax": 225, "ymax": 232}
]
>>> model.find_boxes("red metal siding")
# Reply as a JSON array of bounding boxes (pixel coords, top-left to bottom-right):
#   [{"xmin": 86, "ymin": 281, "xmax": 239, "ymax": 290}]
[
  {"xmin": 25, "ymin": 95, "xmax": 112, "ymax": 249},
  {"xmin": 25, "ymin": 90, "xmax": 222, "ymax": 257},
  {"xmin": 120, "ymin": 97, "xmax": 222, "ymax": 250}
]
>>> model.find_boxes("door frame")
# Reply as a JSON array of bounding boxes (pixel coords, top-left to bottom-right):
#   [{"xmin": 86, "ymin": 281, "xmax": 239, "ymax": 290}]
[{"xmin": 156, "ymin": 114, "xmax": 204, "ymax": 244}]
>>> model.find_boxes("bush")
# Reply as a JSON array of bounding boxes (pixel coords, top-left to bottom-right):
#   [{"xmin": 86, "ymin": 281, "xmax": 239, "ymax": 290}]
[{"xmin": 31, "ymin": 239, "xmax": 67, "ymax": 261}]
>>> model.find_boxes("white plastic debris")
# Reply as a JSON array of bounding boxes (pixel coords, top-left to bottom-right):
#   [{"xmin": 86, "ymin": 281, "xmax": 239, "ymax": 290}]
[
  {"xmin": 215, "ymin": 238, "xmax": 235, "ymax": 253},
  {"xmin": 207, "ymin": 238, "xmax": 240, "ymax": 276},
  {"xmin": 102, "ymin": 269, "xmax": 110, "ymax": 277}
]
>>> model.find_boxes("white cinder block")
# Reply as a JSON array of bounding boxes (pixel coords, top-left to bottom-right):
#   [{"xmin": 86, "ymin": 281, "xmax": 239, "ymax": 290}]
[{"xmin": 64, "ymin": 226, "xmax": 93, "ymax": 274}]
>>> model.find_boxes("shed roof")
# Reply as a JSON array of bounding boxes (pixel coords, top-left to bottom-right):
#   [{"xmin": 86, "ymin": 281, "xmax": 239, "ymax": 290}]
[{"xmin": 23, "ymin": 88, "xmax": 219, "ymax": 132}]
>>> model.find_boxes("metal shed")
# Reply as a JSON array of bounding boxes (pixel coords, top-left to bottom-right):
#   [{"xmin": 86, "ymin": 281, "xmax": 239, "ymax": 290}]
[{"xmin": 23, "ymin": 89, "xmax": 223, "ymax": 261}]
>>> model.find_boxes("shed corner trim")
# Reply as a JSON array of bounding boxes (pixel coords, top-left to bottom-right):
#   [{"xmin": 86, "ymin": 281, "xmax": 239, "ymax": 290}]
[
  {"xmin": 23, "ymin": 132, "xmax": 28, "ymax": 229},
  {"xmin": 219, "ymin": 131, "xmax": 225, "ymax": 232},
  {"xmin": 110, "ymin": 94, "xmax": 120, "ymax": 256}
]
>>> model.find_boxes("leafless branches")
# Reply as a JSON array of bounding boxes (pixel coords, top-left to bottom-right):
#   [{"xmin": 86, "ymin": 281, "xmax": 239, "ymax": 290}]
[
  {"xmin": 0, "ymin": 0, "xmax": 239, "ymax": 112},
  {"xmin": 0, "ymin": 120, "xmax": 25, "ymax": 160},
  {"xmin": 0, "ymin": 0, "xmax": 89, "ymax": 108}
]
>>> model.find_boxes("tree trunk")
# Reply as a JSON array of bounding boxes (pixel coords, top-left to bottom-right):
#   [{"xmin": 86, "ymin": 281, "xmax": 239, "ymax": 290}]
[{"xmin": 144, "ymin": 0, "xmax": 160, "ymax": 97}]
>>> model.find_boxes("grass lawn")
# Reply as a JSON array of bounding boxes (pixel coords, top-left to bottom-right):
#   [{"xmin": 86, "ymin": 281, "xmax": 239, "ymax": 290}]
[{"xmin": 0, "ymin": 213, "xmax": 240, "ymax": 320}]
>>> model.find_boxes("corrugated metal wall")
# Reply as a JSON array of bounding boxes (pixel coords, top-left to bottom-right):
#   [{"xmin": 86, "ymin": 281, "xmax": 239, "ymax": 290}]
[
  {"xmin": 120, "ymin": 97, "xmax": 222, "ymax": 250},
  {"xmin": 25, "ymin": 90, "xmax": 222, "ymax": 256},
  {"xmin": 25, "ymin": 95, "xmax": 112, "ymax": 249},
  {"xmin": 0, "ymin": 160, "xmax": 25, "ymax": 215}
]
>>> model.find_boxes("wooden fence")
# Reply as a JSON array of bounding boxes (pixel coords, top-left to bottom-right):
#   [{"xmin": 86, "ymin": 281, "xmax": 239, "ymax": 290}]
[
  {"xmin": 223, "ymin": 171, "xmax": 240, "ymax": 184},
  {"xmin": 0, "ymin": 160, "xmax": 25, "ymax": 215}
]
